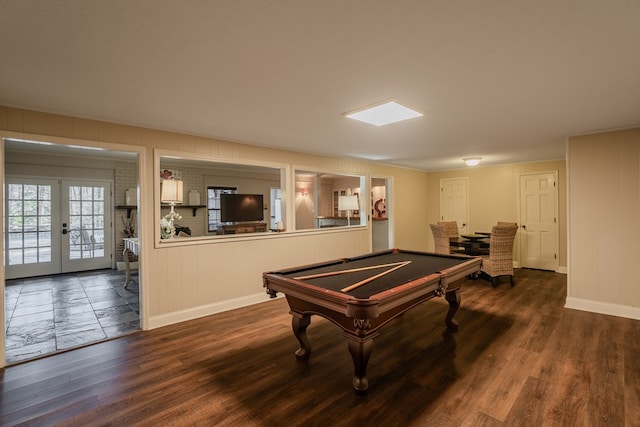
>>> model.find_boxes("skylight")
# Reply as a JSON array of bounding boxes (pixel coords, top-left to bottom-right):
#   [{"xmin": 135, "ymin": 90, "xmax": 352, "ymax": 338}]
[{"xmin": 345, "ymin": 100, "xmax": 423, "ymax": 126}]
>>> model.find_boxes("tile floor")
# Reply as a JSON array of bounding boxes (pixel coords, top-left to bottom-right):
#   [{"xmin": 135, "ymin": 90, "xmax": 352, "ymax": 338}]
[{"xmin": 4, "ymin": 269, "xmax": 140, "ymax": 364}]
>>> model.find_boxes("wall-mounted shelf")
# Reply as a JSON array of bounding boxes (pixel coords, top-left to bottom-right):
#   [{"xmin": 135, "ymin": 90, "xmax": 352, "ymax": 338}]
[
  {"xmin": 116, "ymin": 205, "xmax": 137, "ymax": 218},
  {"xmin": 161, "ymin": 204, "xmax": 207, "ymax": 216},
  {"xmin": 217, "ymin": 222, "xmax": 267, "ymax": 235},
  {"xmin": 118, "ymin": 204, "xmax": 207, "ymax": 216}
]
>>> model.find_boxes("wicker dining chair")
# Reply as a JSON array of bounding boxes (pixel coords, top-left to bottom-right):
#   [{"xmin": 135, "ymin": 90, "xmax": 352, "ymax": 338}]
[
  {"xmin": 430, "ymin": 223, "xmax": 451, "ymax": 254},
  {"xmin": 438, "ymin": 220, "xmax": 460, "ymax": 239},
  {"xmin": 438, "ymin": 220, "xmax": 467, "ymax": 253},
  {"xmin": 480, "ymin": 223, "xmax": 518, "ymax": 287}
]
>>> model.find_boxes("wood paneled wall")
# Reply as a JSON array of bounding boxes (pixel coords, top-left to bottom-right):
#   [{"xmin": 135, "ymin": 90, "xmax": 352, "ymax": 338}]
[{"xmin": 567, "ymin": 128, "xmax": 640, "ymax": 318}]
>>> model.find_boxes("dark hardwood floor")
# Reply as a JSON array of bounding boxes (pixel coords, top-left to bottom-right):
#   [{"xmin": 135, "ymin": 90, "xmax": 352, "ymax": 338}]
[{"xmin": 1, "ymin": 268, "xmax": 639, "ymax": 426}]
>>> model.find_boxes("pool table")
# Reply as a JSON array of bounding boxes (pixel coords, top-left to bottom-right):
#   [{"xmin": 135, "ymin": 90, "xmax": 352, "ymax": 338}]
[{"xmin": 262, "ymin": 249, "xmax": 481, "ymax": 391}]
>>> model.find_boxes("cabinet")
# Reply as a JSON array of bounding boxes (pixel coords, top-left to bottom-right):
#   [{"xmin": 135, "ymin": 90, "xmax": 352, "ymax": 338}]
[
  {"xmin": 333, "ymin": 188, "xmax": 361, "ymax": 217},
  {"xmin": 317, "ymin": 216, "xmax": 361, "ymax": 228},
  {"xmin": 217, "ymin": 223, "xmax": 267, "ymax": 235}
]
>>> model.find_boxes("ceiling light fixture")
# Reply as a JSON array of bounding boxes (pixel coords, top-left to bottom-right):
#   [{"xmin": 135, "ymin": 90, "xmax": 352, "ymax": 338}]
[
  {"xmin": 463, "ymin": 157, "xmax": 482, "ymax": 166},
  {"xmin": 345, "ymin": 100, "xmax": 423, "ymax": 126}
]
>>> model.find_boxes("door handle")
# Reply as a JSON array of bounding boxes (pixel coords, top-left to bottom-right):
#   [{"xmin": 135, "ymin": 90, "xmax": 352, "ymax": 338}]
[
  {"xmin": 62, "ymin": 222, "xmax": 68, "ymax": 234},
  {"xmin": 522, "ymin": 225, "xmax": 526, "ymax": 230}
]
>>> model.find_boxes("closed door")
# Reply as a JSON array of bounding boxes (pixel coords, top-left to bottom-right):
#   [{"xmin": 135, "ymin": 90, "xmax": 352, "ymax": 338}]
[
  {"xmin": 519, "ymin": 172, "xmax": 558, "ymax": 270},
  {"xmin": 440, "ymin": 178, "xmax": 468, "ymax": 234},
  {"xmin": 5, "ymin": 178, "xmax": 112, "ymax": 279}
]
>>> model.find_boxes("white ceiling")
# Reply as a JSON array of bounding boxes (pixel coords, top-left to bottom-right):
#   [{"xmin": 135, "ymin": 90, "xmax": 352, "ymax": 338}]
[{"xmin": 1, "ymin": 1, "xmax": 639, "ymax": 171}]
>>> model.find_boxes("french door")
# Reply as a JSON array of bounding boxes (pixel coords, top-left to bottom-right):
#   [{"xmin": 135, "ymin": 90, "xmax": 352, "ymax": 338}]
[{"xmin": 5, "ymin": 178, "xmax": 113, "ymax": 279}]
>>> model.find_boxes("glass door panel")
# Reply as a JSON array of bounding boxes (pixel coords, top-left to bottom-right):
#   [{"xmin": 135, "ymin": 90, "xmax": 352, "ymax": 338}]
[
  {"xmin": 61, "ymin": 181, "xmax": 112, "ymax": 272},
  {"xmin": 5, "ymin": 179, "xmax": 61, "ymax": 279}
]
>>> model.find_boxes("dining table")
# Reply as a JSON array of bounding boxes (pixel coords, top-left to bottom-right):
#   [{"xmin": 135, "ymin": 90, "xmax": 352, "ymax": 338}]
[{"xmin": 449, "ymin": 233, "xmax": 490, "ymax": 255}]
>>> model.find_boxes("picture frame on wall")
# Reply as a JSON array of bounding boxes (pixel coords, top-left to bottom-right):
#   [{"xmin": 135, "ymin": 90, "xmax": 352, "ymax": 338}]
[{"xmin": 160, "ymin": 169, "xmax": 182, "ymax": 180}]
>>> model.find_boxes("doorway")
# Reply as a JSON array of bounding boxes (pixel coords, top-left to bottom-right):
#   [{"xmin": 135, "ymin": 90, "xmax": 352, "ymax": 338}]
[
  {"xmin": 269, "ymin": 187, "xmax": 282, "ymax": 230},
  {"xmin": 371, "ymin": 177, "xmax": 392, "ymax": 251},
  {"xmin": 2, "ymin": 137, "xmax": 141, "ymax": 365}
]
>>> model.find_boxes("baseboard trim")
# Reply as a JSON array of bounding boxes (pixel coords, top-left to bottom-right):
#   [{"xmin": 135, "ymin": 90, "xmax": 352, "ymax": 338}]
[
  {"xmin": 147, "ymin": 292, "xmax": 275, "ymax": 329},
  {"xmin": 565, "ymin": 297, "xmax": 640, "ymax": 321}
]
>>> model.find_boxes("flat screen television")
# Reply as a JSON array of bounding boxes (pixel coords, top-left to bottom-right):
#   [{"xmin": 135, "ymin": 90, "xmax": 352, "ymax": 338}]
[{"xmin": 220, "ymin": 194, "xmax": 264, "ymax": 223}]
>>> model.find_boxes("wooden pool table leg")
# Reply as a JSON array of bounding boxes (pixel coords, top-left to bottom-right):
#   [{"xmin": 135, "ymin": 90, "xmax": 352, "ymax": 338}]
[
  {"xmin": 291, "ymin": 312, "xmax": 312, "ymax": 360},
  {"xmin": 346, "ymin": 337, "xmax": 374, "ymax": 392},
  {"xmin": 445, "ymin": 288, "xmax": 461, "ymax": 331}
]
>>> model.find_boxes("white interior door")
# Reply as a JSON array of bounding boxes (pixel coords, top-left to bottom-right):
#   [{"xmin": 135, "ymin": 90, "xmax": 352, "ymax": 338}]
[
  {"xmin": 440, "ymin": 178, "xmax": 469, "ymax": 234},
  {"xmin": 5, "ymin": 179, "xmax": 112, "ymax": 279},
  {"xmin": 519, "ymin": 172, "xmax": 558, "ymax": 270}
]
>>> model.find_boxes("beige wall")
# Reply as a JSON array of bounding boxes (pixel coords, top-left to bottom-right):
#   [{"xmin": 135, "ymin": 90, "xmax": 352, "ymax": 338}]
[
  {"xmin": 567, "ymin": 128, "xmax": 640, "ymax": 319},
  {"xmin": 426, "ymin": 160, "xmax": 568, "ymax": 270},
  {"xmin": 0, "ymin": 107, "xmax": 431, "ymax": 349}
]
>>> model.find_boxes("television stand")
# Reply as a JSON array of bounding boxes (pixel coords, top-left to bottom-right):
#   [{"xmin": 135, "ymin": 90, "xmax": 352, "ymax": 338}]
[{"xmin": 217, "ymin": 223, "xmax": 267, "ymax": 235}]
